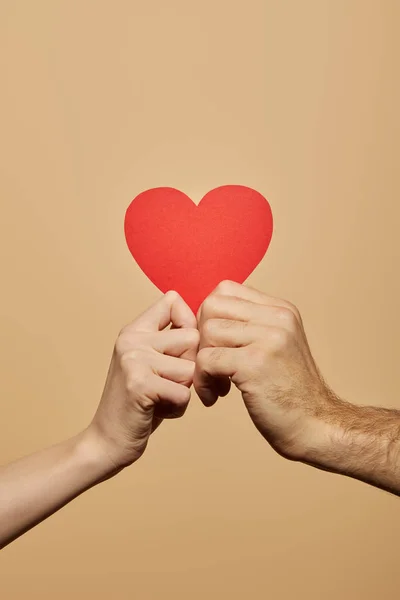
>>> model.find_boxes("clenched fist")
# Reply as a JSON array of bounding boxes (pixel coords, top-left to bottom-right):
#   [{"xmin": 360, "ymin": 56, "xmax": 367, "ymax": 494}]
[
  {"xmin": 90, "ymin": 291, "xmax": 199, "ymax": 471},
  {"xmin": 194, "ymin": 281, "xmax": 332, "ymax": 460}
]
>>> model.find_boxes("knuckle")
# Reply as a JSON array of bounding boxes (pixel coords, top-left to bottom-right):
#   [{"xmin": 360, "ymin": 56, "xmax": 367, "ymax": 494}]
[
  {"xmin": 201, "ymin": 318, "xmax": 219, "ymax": 340},
  {"xmin": 117, "ymin": 325, "xmax": 127, "ymax": 338},
  {"xmin": 164, "ymin": 289, "xmax": 180, "ymax": 303},
  {"xmin": 201, "ymin": 294, "xmax": 221, "ymax": 319},
  {"xmin": 196, "ymin": 347, "xmax": 209, "ymax": 368},
  {"xmin": 183, "ymin": 361, "xmax": 196, "ymax": 381},
  {"xmin": 214, "ymin": 279, "xmax": 235, "ymax": 295},
  {"xmin": 275, "ymin": 306, "xmax": 298, "ymax": 330},
  {"xmin": 268, "ymin": 327, "xmax": 291, "ymax": 353},
  {"xmin": 119, "ymin": 347, "xmax": 147, "ymax": 368},
  {"xmin": 115, "ymin": 329, "xmax": 143, "ymax": 357},
  {"xmin": 114, "ymin": 332, "xmax": 128, "ymax": 357},
  {"xmin": 196, "ymin": 346, "xmax": 214, "ymax": 369},
  {"xmin": 208, "ymin": 346, "xmax": 225, "ymax": 363},
  {"xmin": 186, "ymin": 327, "xmax": 200, "ymax": 346},
  {"xmin": 125, "ymin": 364, "xmax": 148, "ymax": 394},
  {"xmin": 283, "ymin": 300, "xmax": 301, "ymax": 321},
  {"xmin": 177, "ymin": 385, "xmax": 191, "ymax": 405},
  {"xmin": 175, "ymin": 359, "xmax": 196, "ymax": 384}
]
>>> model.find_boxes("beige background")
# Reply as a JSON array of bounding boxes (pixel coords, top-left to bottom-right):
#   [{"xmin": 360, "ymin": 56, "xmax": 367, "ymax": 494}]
[{"xmin": 0, "ymin": 1, "xmax": 399, "ymax": 598}]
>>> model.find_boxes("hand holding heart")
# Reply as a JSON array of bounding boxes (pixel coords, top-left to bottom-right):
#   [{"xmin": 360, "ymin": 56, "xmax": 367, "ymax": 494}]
[
  {"xmin": 90, "ymin": 291, "xmax": 199, "ymax": 470},
  {"xmin": 92, "ymin": 184, "xmax": 323, "ymax": 469},
  {"xmin": 119, "ymin": 185, "xmax": 330, "ymax": 460},
  {"xmin": 194, "ymin": 280, "xmax": 331, "ymax": 460},
  {"xmin": 90, "ymin": 281, "xmax": 332, "ymax": 471}
]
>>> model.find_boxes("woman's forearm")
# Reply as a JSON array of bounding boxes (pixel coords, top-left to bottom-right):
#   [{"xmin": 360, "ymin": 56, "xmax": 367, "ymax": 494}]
[{"xmin": 0, "ymin": 427, "xmax": 114, "ymax": 549}]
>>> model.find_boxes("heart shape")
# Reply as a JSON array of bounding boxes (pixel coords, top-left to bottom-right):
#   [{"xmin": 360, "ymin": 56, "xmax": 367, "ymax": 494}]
[{"xmin": 124, "ymin": 185, "xmax": 273, "ymax": 313}]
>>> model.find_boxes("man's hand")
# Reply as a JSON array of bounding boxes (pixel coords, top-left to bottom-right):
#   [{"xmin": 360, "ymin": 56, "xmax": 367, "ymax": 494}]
[
  {"xmin": 194, "ymin": 281, "xmax": 400, "ymax": 496},
  {"xmin": 90, "ymin": 291, "xmax": 199, "ymax": 471},
  {"xmin": 194, "ymin": 280, "xmax": 332, "ymax": 459}
]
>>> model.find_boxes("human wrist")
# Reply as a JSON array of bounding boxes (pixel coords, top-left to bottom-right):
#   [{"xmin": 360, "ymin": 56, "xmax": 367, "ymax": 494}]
[
  {"xmin": 74, "ymin": 426, "xmax": 127, "ymax": 484},
  {"xmin": 291, "ymin": 392, "xmax": 350, "ymax": 468}
]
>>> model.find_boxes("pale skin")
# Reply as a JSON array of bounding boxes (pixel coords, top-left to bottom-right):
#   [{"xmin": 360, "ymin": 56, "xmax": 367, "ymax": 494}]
[
  {"xmin": 1, "ymin": 282, "xmax": 400, "ymax": 550},
  {"xmin": 0, "ymin": 291, "xmax": 200, "ymax": 549}
]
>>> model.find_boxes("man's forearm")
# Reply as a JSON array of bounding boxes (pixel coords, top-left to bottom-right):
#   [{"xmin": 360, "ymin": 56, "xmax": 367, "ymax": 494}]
[
  {"xmin": 0, "ymin": 427, "xmax": 114, "ymax": 549},
  {"xmin": 301, "ymin": 398, "xmax": 400, "ymax": 495}
]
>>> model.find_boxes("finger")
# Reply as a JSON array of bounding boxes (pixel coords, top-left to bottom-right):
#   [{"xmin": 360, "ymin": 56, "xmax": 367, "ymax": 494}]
[
  {"xmin": 201, "ymin": 319, "xmax": 265, "ymax": 348},
  {"xmin": 150, "ymin": 352, "xmax": 195, "ymax": 386},
  {"xmin": 199, "ymin": 295, "xmax": 274, "ymax": 329},
  {"xmin": 169, "ymin": 293, "xmax": 197, "ymax": 329},
  {"xmin": 212, "ymin": 376, "xmax": 231, "ymax": 399},
  {"xmin": 199, "ymin": 296, "xmax": 300, "ymax": 335},
  {"xmin": 132, "ymin": 291, "xmax": 196, "ymax": 332},
  {"xmin": 212, "ymin": 280, "xmax": 270, "ymax": 304},
  {"xmin": 150, "ymin": 328, "xmax": 200, "ymax": 361},
  {"xmin": 199, "ymin": 281, "xmax": 302, "ymax": 324},
  {"xmin": 194, "ymin": 347, "xmax": 239, "ymax": 406},
  {"xmin": 150, "ymin": 374, "xmax": 191, "ymax": 419}
]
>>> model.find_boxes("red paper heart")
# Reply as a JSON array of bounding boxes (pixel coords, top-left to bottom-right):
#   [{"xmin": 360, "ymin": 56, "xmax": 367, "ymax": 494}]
[{"xmin": 124, "ymin": 185, "xmax": 273, "ymax": 313}]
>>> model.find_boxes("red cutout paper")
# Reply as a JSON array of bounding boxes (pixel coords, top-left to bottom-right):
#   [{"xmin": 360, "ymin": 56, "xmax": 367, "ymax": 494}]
[{"xmin": 124, "ymin": 185, "xmax": 273, "ymax": 314}]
